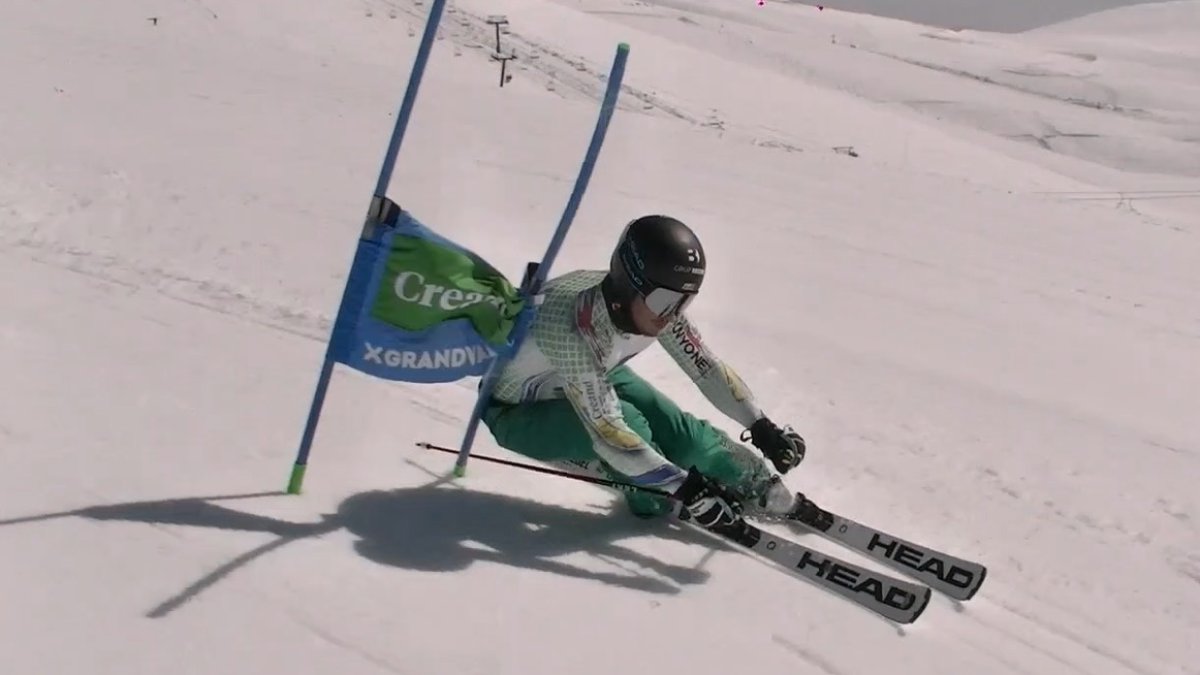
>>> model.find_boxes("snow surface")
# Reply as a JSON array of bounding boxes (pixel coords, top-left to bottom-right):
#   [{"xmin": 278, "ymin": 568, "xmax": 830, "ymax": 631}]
[
  {"xmin": 811, "ymin": 0, "xmax": 1175, "ymax": 33},
  {"xmin": 2, "ymin": 0, "xmax": 1198, "ymax": 673}
]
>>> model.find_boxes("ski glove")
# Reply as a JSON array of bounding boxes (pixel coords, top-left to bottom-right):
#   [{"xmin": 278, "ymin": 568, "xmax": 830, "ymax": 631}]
[
  {"xmin": 743, "ymin": 417, "xmax": 806, "ymax": 474},
  {"xmin": 674, "ymin": 466, "xmax": 742, "ymax": 530}
]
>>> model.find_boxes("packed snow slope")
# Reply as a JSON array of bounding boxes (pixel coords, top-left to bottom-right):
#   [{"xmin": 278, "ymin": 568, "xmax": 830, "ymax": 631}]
[
  {"xmin": 812, "ymin": 0, "xmax": 1174, "ymax": 33},
  {"xmin": 2, "ymin": 0, "xmax": 1197, "ymax": 673}
]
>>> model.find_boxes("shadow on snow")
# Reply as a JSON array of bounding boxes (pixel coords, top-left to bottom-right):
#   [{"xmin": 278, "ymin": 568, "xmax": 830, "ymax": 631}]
[{"xmin": 1, "ymin": 480, "xmax": 725, "ymax": 617}]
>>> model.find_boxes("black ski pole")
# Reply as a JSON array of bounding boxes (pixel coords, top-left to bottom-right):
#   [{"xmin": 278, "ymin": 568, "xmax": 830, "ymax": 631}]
[
  {"xmin": 416, "ymin": 441, "xmax": 672, "ymax": 497},
  {"xmin": 418, "ymin": 441, "xmax": 762, "ymax": 547}
]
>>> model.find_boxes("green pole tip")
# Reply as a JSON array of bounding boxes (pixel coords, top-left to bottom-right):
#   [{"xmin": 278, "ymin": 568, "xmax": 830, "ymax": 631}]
[
  {"xmin": 453, "ymin": 465, "xmax": 467, "ymax": 478},
  {"xmin": 618, "ymin": 42, "xmax": 630, "ymax": 52},
  {"xmin": 287, "ymin": 464, "xmax": 307, "ymax": 494}
]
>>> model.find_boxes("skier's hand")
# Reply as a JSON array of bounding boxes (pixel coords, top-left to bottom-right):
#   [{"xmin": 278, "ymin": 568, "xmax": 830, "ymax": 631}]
[
  {"xmin": 743, "ymin": 417, "xmax": 806, "ymax": 474},
  {"xmin": 674, "ymin": 467, "xmax": 742, "ymax": 530}
]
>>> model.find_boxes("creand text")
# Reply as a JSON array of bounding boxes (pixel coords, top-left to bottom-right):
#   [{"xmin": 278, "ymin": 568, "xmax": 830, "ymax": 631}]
[{"xmin": 393, "ymin": 271, "xmax": 505, "ymax": 312}]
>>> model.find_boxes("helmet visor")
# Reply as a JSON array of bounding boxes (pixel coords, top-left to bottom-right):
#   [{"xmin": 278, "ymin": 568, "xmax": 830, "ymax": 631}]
[{"xmin": 643, "ymin": 287, "xmax": 696, "ymax": 317}]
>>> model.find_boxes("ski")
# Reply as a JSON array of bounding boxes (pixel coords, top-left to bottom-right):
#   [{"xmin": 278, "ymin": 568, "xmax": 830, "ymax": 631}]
[
  {"xmin": 776, "ymin": 498, "xmax": 987, "ymax": 601},
  {"xmin": 416, "ymin": 441, "xmax": 948, "ymax": 618},
  {"xmin": 710, "ymin": 518, "xmax": 932, "ymax": 624}
]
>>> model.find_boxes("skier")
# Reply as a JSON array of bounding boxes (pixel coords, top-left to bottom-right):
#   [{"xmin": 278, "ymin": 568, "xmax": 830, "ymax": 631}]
[{"xmin": 481, "ymin": 214, "xmax": 807, "ymax": 532}]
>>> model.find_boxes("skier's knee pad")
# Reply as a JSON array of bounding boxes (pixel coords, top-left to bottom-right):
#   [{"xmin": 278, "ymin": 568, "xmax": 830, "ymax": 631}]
[
  {"xmin": 752, "ymin": 474, "xmax": 798, "ymax": 515},
  {"xmin": 706, "ymin": 431, "xmax": 776, "ymax": 499}
]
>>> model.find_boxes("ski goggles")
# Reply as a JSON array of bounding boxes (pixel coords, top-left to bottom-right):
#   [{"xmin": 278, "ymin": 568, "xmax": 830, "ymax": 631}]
[{"xmin": 642, "ymin": 286, "xmax": 696, "ymax": 318}]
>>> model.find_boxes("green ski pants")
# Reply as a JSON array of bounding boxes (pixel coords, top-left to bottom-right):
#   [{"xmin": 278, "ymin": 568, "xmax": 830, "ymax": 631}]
[{"xmin": 481, "ymin": 365, "xmax": 774, "ymax": 517}]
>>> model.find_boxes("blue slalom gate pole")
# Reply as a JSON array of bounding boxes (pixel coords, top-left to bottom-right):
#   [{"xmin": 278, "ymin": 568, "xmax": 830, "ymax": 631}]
[
  {"xmin": 370, "ymin": 0, "xmax": 449, "ymax": 199},
  {"xmin": 451, "ymin": 42, "xmax": 632, "ymax": 477},
  {"xmin": 287, "ymin": 0, "xmax": 451, "ymax": 494}
]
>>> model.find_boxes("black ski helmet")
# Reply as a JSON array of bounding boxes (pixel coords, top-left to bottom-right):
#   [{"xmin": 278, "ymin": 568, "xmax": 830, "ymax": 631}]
[{"xmin": 601, "ymin": 214, "xmax": 706, "ymax": 334}]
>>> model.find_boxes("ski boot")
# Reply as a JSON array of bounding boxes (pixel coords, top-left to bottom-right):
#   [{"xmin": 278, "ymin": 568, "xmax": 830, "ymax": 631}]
[{"xmin": 749, "ymin": 475, "xmax": 832, "ymax": 529}]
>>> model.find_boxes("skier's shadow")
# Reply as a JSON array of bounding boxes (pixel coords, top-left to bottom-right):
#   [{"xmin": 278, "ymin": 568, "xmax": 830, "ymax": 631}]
[
  {"xmin": 1, "ymin": 483, "xmax": 719, "ymax": 617},
  {"xmin": 340, "ymin": 487, "xmax": 713, "ymax": 591}
]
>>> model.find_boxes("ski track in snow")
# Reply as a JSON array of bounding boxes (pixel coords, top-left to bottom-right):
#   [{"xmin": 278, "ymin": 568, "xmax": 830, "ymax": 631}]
[
  {"xmin": 947, "ymin": 596, "xmax": 1174, "ymax": 675},
  {"xmin": 366, "ymin": 0, "xmax": 701, "ymax": 122},
  {"xmin": 362, "ymin": 0, "xmax": 811, "ymax": 153},
  {"xmin": 771, "ymin": 634, "xmax": 852, "ymax": 675},
  {"xmin": 286, "ymin": 610, "xmax": 410, "ymax": 674},
  {"xmin": 3, "ymin": 236, "xmax": 335, "ymax": 343}
]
